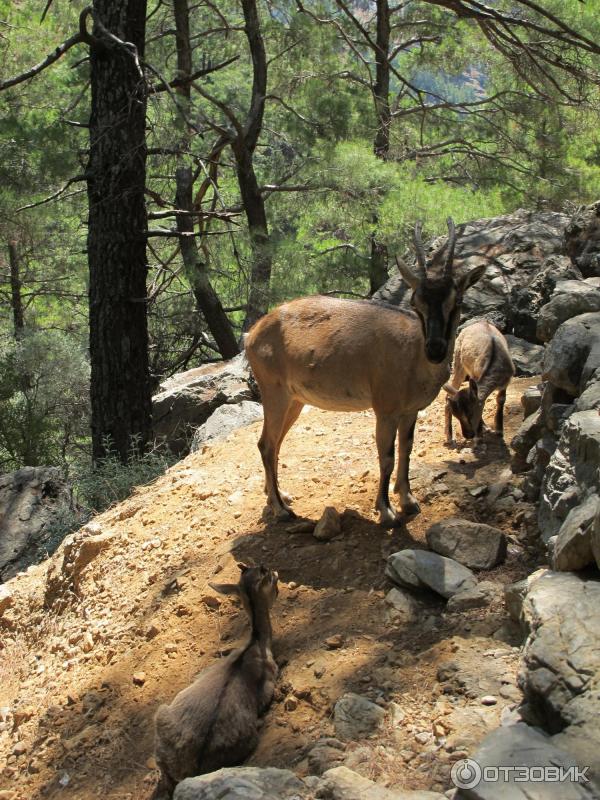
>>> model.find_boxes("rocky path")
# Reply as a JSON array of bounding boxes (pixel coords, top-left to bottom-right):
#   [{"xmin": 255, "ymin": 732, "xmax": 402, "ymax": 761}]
[{"xmin": 0, "ymin": 377, "xmax": 540, "ymax": 800}]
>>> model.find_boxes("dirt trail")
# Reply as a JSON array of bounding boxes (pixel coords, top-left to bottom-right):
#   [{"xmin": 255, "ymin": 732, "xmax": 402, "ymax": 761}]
[{"xmin": 0, "ymin": 377, "xmax": 540, "ymax": 799}]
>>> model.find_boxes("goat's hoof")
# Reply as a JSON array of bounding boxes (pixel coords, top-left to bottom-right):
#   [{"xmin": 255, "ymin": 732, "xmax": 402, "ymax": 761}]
[
  {"xmin": 378, "ymin": 507, "xmax": 398, "ymax": 528},
  {"xmin": 400, "ymin": 500, "xmax": 421, "ymax": 518},
  {"xmin": 444, "ymin": 439, "xmax": 456, "ymax": 449},
  {"xmin": 274, "ymin": 507, "xmax": 296, "ymax": 521}
]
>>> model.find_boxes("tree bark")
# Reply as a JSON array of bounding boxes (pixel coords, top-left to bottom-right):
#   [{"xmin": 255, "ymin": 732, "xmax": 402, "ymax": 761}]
[
  {"xmin": 172, "ymin": 0, "xmax": 238, "ymax": 358},
  {"xmin": 238, "ymin": 0, "xmax": 271, "ymax": 332},
  {"xmin": 369, "ymin": 0, "xmax": 391, "ymax": 295},
  {"xmin": 8, "ymin": 241, "xmax": 25, "ymax": 338},
  {"xmin": 373, "ymin": 0, "xmax": 391, "ymax": 158},
  {"xmin": 87, "ymin": 0, "xmax": 152, "ymax": 462}
]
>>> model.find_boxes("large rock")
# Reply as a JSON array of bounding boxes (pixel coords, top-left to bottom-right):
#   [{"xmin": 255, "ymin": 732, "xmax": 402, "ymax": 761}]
[
  {"xmin": 519, "ymin": 571, "xmax": 600, "ymax": 784},
  {"xmin": 537, "ymin": 281, "xmax": 600, "ymax": 343},
  {"xmin": 564, "ymin": 200, "xmax": 600, "ymax": 278},
  {"xmin": 153, "ymin": 354, "xmax": 255, "ymax": 455},
  {"xmin": 386, "ymin": 549, "xmax": 477, "ymax": 598},
  {"xmin": 505, "ymin": 336, "xmax": 544, "ymax": 377},
  {"xmin": 319, "ymin": 766, "xmax": 444, "ymax": 800},
  {"xmin": 456, "ymin": 722, "xmax": 594, "ymax": 799},
  {"xmin": 542, "ymin": 312, "xmax": 600, "ymax": 397},
  {"xmin": 552, "ymin": 494, "xmax": 599, "ymax": 572},
  {"xmin": 0, "ymin": 467, "xmax": 77, "ymax": 582},
  {"xmin": 373, "ymin": 210, "xmax": 568, "ymax": 341},
  {"xmin": 190, "ymin": 400, "xmax": 263, "ymax": 451},
  {"xmin": 539, "ymin": 409, "xmax": 600, "ymax": 541},
  {"xmin": 426, "ymin": 518, "xmax": 506, "ymax": 570},
  {"xmin": 333, "ymin": 693, "xmax": 385, "ymax": 741},
  {"xmin": 173, "ymin": 767, "xmax": 309, "ymax": 800}
]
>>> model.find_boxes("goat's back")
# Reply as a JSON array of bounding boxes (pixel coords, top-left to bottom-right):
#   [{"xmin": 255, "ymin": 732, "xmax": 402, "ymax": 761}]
[
  {"xmin": 455, "ymin": 320, "xmax": 514, "ymax": 384},
  {"xmin": 245, "ymin": 296, "xmax": 445, "ymax": 413},
  {"xmin": 154, "ymin": 646, "xmax": 271, "ymax": 784}
]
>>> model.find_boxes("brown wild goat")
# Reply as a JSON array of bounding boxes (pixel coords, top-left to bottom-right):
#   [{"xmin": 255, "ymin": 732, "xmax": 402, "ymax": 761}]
[
  {"xmin": 245, "ymin": 219, "xmax": 486, "ymax": 526},
  {"xmin": 152, "ymin": 564, "xmax": 279, "ymax": 800},
  {"xmin": 443, "ymin": 319, "xmax": 515, "ymax": 444}
]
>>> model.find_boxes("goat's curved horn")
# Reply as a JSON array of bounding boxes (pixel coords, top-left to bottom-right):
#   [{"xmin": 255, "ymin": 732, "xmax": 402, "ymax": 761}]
[
  {"xmin": 444, "ymin": 217, "xmax": 457, "ymax": 277},
  {"xmin": 413, "ymin": 220, "xmax": 426, "ymax": 273}
]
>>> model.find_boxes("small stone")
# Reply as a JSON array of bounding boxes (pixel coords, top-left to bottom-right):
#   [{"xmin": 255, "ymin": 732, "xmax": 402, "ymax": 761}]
[
  {"xmin": 12, "ymin": 707, "xmax": 34, "ymax": 727},
  {"xmin": 164, "ymin": 643, "xmax": 178, "ymax": 654},
  {"xmin": 286, "ymin": 521, "xmax": 315, "ymax": 534},
  {"xmin": 481, "ymin": 695, "xmax": 497, "ymax": 706},
  {"xmin": 313, "ymin": 507, "xmax": 342, "ymax": 541},
  {"xmin": 145, "ymin": 623, "xmax": 160, "ymax": 639},
  {"xmin": 146, "ymin": 756, "xmax": 157, "ymax": 770},
  {"xmin": 12, "ymin": 741, "xmax": 27, "ymax": 756},
  {"xmin": 284, "ymin": 695, "xmax": 298, "ymax": 711},
  {"xmin": 132, "ymin": 672, "xmax": 146, "ymax": 686},
  {"xmin": 202, "ymin": 595, "xmax": 221, "ymax": 609},
  {"xmin": 82, "ymin": 632, "xmax": 94, "ymax": 653},
  {"xmin": 324, "ymin": 634, "xmax": 344, "ymax": 650},
  {"xmin": 415, "ymin": 731, "xmax": 433, "ymax": 745}
]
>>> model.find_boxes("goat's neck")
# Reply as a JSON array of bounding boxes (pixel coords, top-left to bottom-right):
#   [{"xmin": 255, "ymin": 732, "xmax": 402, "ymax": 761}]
[{"xmin": 249, "ymin": 599, "xmax": 273, "ymax": 653}]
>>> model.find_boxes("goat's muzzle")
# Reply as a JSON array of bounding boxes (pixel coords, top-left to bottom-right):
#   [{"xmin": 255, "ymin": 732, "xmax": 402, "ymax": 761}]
[{"xmin": 425, "ymin": 337, "xmax": 448, "ymax": 364}]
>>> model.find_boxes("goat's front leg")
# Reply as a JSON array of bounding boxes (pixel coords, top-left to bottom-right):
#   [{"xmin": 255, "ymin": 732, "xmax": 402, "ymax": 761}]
[
  {"xmin": 494, "ymin": 388, "xmax": 507, "ymax": 436},
  {"xmin": 444, "ymin": 396, "xmax": 453, "ymax": 445},
  {"xmin": 374, "ymin": 414, "xmax": 400, "ymax": 526},
  {"xmin": 394, "ymin": 413, "xmax": 420, "ymax": 517}
]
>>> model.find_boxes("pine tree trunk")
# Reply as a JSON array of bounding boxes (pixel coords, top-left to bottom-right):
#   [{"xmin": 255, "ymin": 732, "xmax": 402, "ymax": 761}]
[
  {"xmin": 172, "ymin": 0, "xmax": 239, "ymax": 359},
  {"xmin": 236, "ymin": 146, "xmax": 271, "ymax": 331},
  {"xmin": 8, "ymin": 241, "xmax": 24, "ymax": 338},
  {"xmin": 369, "ymin": 0, "xmax": 391, "ymax": 295},
  {"xmin": 87, "ymin": 0, "xmax": 152, "ymax": 462}
]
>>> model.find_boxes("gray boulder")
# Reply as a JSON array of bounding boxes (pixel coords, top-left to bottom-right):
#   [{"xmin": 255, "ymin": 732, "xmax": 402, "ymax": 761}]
[
  {"xmin": 373, "ymin": 209, "xmax": 568, "ymax": 340},
  {"xmin": 173, "ymin": 767, "xmax": 309, "ymax": 800},
  {"xmin": 319, "ymin": 766, "xmax": 444, "ymax": 799},
  {"xmin": 333, "ymin": 693, "xmax": 385, "ymax": 741},
  {"xmin": 153, "ymin": 354, "xmax": 255, "ymax": 455},
  {"xmin": 539, "ymin": 409, "xmax": 600, "ymax": 541},
  {"xmin": 564, "ymin": 200, "xmax": 600, "ymax": 278},
  {"xmin": 505, "ymin": 336, "xmax": 544, "ymax": 377},
  {"xmin": 519, "ymin": 571, "xmax": 600, "ymax": 782},
  {"xmin": 537, "ymin": 281, "xmax": 600, "ymax": 343},
  {"xmin": 552, "ymin": 494, "xmax": 599, "ymax": 572},
  {"xmin": 190, "ymin": 400, "xmax": 263, "ymax": 451},
  {"xmin": 542, "ymin": 312, "xmax": 600, "ymax": 397},
  {"xmin": 456, "ymin": 722, "xmax": 594, "ymax": 799},
  {"xmin": 520, "ymin": 385, "xmax": 543, "ymax": 418},
  {"xmin": 0, "ymin": 467, "xmax": 78, "ymax": 582},
  {"xmin": 446, "ymin": 581, "xmax": 501, "ymax": 612},
  {"xmin": 426, "ymin": 518, "xmax": 506, "ymax": 570},
  {"xmin": 386, "ymin": 549, "xmax": 477, "ymax": 599},
  {"xmin": 384, "ymin": 587, "xmax": 417, "ymax": 623}
]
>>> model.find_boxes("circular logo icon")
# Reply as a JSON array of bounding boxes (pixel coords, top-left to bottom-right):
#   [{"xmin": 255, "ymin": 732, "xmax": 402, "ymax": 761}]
[{"xmin": 451, "ymin": 758, "xmax": 483, "ymax": 789}]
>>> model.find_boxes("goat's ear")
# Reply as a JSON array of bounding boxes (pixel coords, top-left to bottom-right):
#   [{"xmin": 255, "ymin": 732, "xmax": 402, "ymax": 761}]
[
  {"xmin": 395, "ymin": 256, "xmax": 421, "ymax": 290},
  {"xmin": 468, "ymin": 378, "xmax": 478, "ymax": 397},
  {"xmin": 237, "ymin": 561, "xmax": 249, "ymax": 573},
  {"xmin": 458, "ymin": 264, "xmax": 486, "ymax": 291},
  {"xmin": 443, "ymin": 383, "xmax": 458, "ymax": 396},
  {"xmin": 208, "ymin": 581, "xmax": 241, "ymax": 597}
]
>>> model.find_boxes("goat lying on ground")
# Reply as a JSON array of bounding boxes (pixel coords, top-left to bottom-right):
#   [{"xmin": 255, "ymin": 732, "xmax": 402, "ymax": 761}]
[
  {"xmin": 152, "ymin": 564, "xmax": 279, "ymax": 800},
  {"xmin": 245, "ymin": 218, "xmax": 486, "ymax": 525},
  {"xmin": 443, "ymin": 319, "xmax": 515, "ymax": 444}
]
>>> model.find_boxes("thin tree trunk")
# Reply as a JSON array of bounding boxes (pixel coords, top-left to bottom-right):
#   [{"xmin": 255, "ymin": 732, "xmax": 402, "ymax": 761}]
[
  {"xmin": 238, "ymin": 0, "xmax": 271, "ymax": 332},
  {"xmin": 373, "ymin": 0, "xmax": 391, "ymax": 158},
  {"xmin": 172, "ymin": 0, "xmax": 238, "ymax": 358},
  {"xmin": 87, "ymin": 0, "xmax": 152, "ymax": 462},
  {"xmin": 8, "ymin": 241, "xmax": 25, "ymax": 338},
  {"xmin": 369, "ymin": 0, "xmax": 391, "ymax": 295},
  {"xmin": 236, "ymin": 146, "xmax": 271, "ymax": 331}
]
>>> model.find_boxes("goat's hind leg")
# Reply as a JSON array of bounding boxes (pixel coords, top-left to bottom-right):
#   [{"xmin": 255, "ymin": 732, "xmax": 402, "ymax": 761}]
[
  {"xmin": 494, "ymin": 388, "xmax": 507, "ymax": 436},
  {"xmin": 258, "ymin": 388, "xmax": 302, "ymax": 519}
]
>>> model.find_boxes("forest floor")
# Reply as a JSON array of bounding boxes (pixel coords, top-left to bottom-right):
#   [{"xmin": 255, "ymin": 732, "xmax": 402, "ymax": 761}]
[{"xmin": 0, "ymin": 376, "xmax": 543, "ymax": 800}]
